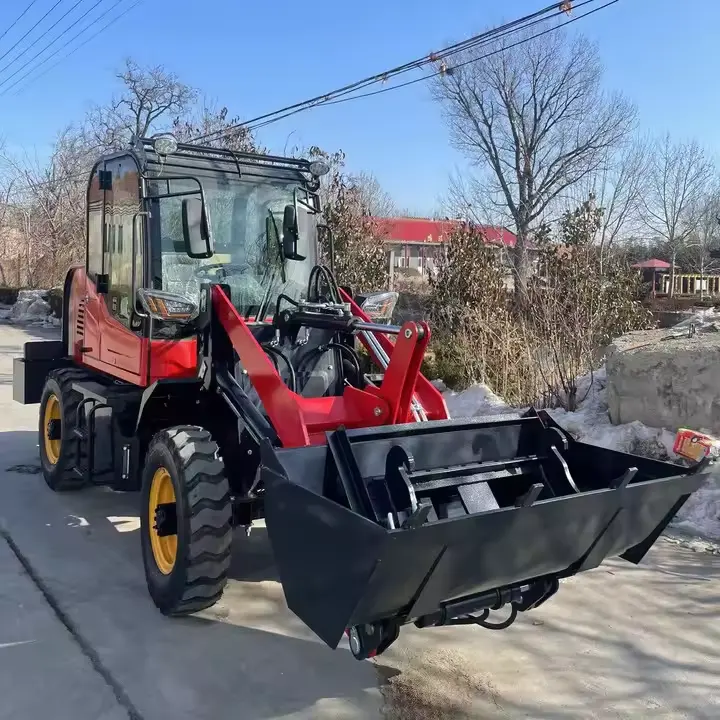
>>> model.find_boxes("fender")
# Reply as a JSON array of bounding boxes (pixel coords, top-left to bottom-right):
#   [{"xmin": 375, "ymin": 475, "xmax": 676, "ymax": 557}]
[{"xmin": 62, "ymin": 265, "xmax": 82, "ymax": 356}]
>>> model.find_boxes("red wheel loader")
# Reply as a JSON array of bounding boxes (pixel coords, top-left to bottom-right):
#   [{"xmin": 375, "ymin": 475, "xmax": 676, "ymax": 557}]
[{"xmin": 13, "ymin": 135, "xmax": 710, "ymax": 660}]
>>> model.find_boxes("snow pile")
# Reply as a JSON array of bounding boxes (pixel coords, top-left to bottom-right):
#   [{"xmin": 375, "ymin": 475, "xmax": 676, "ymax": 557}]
[
  {"xmin": 671, "ymin": 306, "xmax": 720, "ymax": 333},
  {"xmin": 443, "ymin": 370, "xmax": 720, "ymax": 542},
  {"xmin": 443, "ymin": 382, "xmax": 513, "ymax": 418},
  {"xmin": 673, "ymin": 482, "xmax": 720, "ymax": 541},
  {"xmin": 0, "ymin": 290, "xmax": 59, "ymax": 326},
  {"xmin": 546, "ymin": 368, "xmax": 678, "ymax": 459}
]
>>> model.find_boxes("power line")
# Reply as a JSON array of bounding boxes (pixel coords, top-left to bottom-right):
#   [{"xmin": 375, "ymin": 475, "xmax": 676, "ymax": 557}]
[
  {"xmin": 194, "ymin": 0, "xmax": 612, "ymax": 144},
  {"xmin": 10, "ymin": 0, "xmax": 617, "ymax": 191},
  {"xmin": 0, "ymin": 0, "xmax": 93, "ymax": 86},
  {"xmin": 265, "ymin": 0, "xmax": 620, "ymax": 125},
  {"xmin": 245, "ymin": 3, "xmax": 588, "ymax": 133},
  {"xmin": 0, "ymin": 1, "xmax": 40, "ymax": 45},
  {"xmin": 0, "ymin": 0, "xmax": 65, "ymax": 67},
  {"xmin": 4, "ymin": 0, "xmax": 144, "ymax": 97},
  {"xmin": 191, "ymin": 0, "xmax": 568, "ymax": 143}
]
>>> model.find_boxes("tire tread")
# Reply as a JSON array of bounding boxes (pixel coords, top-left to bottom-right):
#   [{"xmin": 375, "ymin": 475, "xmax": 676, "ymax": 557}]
[{"xmin": 145, "ymin": 425, "xmax": 232, "ymax": 616}]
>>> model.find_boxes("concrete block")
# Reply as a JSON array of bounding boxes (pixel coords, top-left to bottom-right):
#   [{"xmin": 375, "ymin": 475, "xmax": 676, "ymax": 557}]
[{"xmin": 606, "ymin": 329, "xmax": 720, "ymax": 433}]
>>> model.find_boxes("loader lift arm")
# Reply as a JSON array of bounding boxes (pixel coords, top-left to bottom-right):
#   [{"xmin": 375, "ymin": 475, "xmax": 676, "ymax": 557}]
[{"xmin": 212, "ymin": 284, "xmax": 443, "ymax": 447}]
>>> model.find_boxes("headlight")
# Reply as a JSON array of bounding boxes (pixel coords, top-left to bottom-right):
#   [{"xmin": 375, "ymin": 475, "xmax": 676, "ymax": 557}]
[
  {"xmin": 137, "ymin": 289, "xmax": 198, "ymax": 323},
  {"xmin": 360, "ymin": 291, "xmax": 399, "ymax": 324}
]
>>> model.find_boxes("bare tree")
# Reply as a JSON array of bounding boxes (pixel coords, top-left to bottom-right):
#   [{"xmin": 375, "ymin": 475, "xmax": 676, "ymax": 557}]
[
  {"xmin": 679, "ymin": 188, "xmax": 720, "ymax": 298},
  {"xmin": 579, "ymin": 138, "xmax": 648, "ymax": 268},
  {"xmin": 432, "ymin": 30, "xmax": 635, "ymax": 300},
  {"xmin": 85, "ymin": 58, "xmax": 196, "ymax": 152},
  {"xmin": 347, "ymin": 171, "xmax": 397, "ymax": 217},
  {"xmin": 172, "ymin": 102, "xmax": 260, "ymax": 153},
  {"xmin": 443, "ymin": 169, "xmax": 506, "ymax": 226},
  {"xmin": 641, "ymin": 135, "xmax": 714, "ymax": 296},
  {"xmin": 308, "ymin": 148, "xmax": 390, "ymax": 291},
  {"xmin": 0, "ymin": 177, "xmax": 15, "ymax": 286},
  {"xmin": 0, "ymin": 126, "xmax": 90, "ymax": 287}
]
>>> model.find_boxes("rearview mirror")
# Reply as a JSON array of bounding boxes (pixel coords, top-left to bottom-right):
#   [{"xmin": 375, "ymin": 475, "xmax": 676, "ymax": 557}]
[
  {"xmin": 282, "ymin": 204, "xmax": 305, "ymax": 261},
  {"xmin": 182, "ymin": 196, "xmax": 214, "ymax": 259}
]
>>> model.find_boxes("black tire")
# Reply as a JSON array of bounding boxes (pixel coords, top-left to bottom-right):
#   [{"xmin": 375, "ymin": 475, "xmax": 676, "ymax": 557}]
[
  {"xmin": 38, "ymin": 368, "xmax": 90, "ymax": 491},
  {"xmin": 140, "ymin": 426, "xmax": 232, "ymax": 615}
]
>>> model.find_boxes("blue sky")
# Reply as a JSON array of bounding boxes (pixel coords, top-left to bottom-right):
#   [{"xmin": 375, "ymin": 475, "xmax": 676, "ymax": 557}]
[{"xmin": 1, "ymin": 0, "xmax": 719, "ymax": 213}]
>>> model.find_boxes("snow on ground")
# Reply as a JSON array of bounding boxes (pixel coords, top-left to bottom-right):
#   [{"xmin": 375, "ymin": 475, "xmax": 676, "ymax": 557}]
[
  {"xmin": 443, "ymin": 369, "xmax": 720, "ymax": 542},
  {"xmin": 442, "ymin": 381, "xmax": 513, "ymax": 418}
]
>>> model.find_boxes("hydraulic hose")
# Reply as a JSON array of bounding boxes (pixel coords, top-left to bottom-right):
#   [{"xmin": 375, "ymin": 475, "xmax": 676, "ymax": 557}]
[
  {"xmin": 308, "ymin": 264, "xmax": 341, "ymax": 303},
  {"xmin": 473, "ymin": 606, "xmax": 519, "ymax": 630},
  {"xmin": 261, "ymin": 344, "xmax": 297, "ymax": 392}
]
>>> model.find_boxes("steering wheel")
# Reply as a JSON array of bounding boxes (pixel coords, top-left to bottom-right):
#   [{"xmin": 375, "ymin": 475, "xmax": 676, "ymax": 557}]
[{"xmin": 193, "ymin": 263, "xmax": 251, "ymax": 279}]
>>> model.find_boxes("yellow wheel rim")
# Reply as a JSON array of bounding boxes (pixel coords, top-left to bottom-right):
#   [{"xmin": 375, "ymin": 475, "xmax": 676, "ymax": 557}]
[
  {"xmin": 43, "ymin": 394, "xmax": 62, "ymax": 465},
  {"xmin": 148, "ymin": 467, "xmax": 177, "ymax": 575}
]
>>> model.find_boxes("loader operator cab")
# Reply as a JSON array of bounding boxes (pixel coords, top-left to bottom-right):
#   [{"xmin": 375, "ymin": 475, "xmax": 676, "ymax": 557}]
[
  {"xmin": 124, "ymin": 135, "xmax": 347, "ymax": 399},
  {"xmin": 140, "ymin": 139, "xmax": 325, "ymax": 323}
]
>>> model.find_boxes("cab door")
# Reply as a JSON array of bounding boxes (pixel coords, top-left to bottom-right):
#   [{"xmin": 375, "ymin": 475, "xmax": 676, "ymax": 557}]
[{"xmin": 99, "ymin": 156, "xmax": 145, "ymax": 378}]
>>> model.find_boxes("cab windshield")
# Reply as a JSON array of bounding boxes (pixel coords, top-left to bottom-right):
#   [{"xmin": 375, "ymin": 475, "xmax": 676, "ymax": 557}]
[{"xmin": 147, "ymin": 174, "xmax": 318, "ymax": 319}]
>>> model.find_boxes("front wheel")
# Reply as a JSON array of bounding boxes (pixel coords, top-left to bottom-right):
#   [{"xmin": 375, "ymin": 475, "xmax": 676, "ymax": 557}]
[{"xmin": 140, "ymin": 426, "xmax": 232, "ymax": 615}]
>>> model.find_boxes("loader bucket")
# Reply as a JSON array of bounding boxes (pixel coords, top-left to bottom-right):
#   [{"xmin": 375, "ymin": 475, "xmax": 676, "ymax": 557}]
[{"xmin": 260, "ymin": 411, "xmax": 708, "ymax": 650}]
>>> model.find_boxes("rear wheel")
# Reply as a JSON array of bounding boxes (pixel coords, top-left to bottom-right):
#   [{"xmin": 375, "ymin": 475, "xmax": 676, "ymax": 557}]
[
  {"xmin": 38, "ymin": 368, "xmax": 89, "ymax": 491},
  {"xmin": 140, "ymin": 426, "xmax": 232, "ymax": 615}
]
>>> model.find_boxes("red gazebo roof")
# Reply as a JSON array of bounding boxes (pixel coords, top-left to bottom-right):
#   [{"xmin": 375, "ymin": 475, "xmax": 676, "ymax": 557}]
[{"xmin": 631, "ymin": 259, "xmax": 671, "ymax": 270}]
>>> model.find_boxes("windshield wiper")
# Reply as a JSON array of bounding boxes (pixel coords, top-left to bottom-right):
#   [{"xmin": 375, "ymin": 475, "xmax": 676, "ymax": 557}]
[{"xmin": 248, "ymin": 214, "xmax": 284, "ymax": 321}]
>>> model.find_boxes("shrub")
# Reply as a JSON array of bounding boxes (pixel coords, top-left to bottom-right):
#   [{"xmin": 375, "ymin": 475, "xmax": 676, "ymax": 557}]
[
  {"xmin": 424, "ymin": 202, "xmax": 654, "ymax": 410},
  {"xmin": 427, "ymin": 224, "xmax": 544, "ymax": 404},
  {"xmin": 528, "ymin": 200, "xmax": 653, "ymax": 409}
]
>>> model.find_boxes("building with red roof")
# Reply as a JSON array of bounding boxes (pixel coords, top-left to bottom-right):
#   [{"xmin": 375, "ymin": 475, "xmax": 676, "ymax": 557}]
[{"xmin": 371, "ymin": 216, "xmax": 517, "ymax": 279}]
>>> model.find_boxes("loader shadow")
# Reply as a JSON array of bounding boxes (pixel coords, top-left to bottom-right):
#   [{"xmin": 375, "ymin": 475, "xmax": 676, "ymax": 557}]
[{"xmin": 0, "ymin": 430, "xmax": 381, "ymax": 719}]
